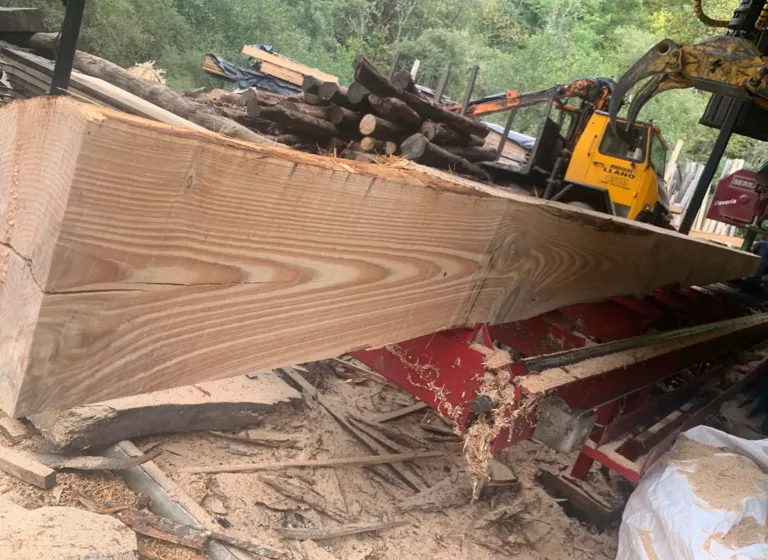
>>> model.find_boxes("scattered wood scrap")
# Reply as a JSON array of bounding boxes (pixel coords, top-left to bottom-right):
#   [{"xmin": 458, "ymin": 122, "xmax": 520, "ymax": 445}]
[
  {"xmin": 537, "ymin": 471, "xmax": 622, "ymax": 531},
  {"xmin": 375, "ymin": 402, "xmax": 429, "ymax": 423},
  {"xmin": 0, "ymin": 412, "xmax": 29, "ymax": 444},
  {"xmin": 260, "ymin": 475, "xmax": 349, "ymax": 522},
  {"xmin": 348, "ymin": 415, "xmax": 427, "ymax": 449},
  {"xmin": 397, "ymin": 474, "xmax": 473, "ymax": 513},
  {"xmin": 28, "ymin": 448, "xmax": 162, "ymax": 471},
  {"xmin": 279, "ymin": 520, "xmax": 408, "ymax": 541},
  {"xmin": 281, "ymin": 368, "xmax": 427, "ymax": 491},
  {"xmin": 179, "ymin": 450, "xmax": 446, "ymax": 475},
  {"xmin": 106, "ymin": 440, "xmax": 247, "ymax": 560},
  {"xmin": 0, "ymin": 445, "xmax": 56, "ymax": 489},
  {"xmin": 117, "ymin": 507, "xmax": 286, "ymax": 559},
  {"xmin": 208, "ymin": 430, "xmax": 300, "ymax": 449}
]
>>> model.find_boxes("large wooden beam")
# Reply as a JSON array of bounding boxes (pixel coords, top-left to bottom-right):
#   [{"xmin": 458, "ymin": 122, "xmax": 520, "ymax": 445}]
[{"xmin": 0, "ymin": 97, "xmax": 758, "ymax": 417}]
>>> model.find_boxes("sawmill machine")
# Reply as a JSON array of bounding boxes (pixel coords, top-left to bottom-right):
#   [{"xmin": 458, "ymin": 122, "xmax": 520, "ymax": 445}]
[
  {"xmin": 449, "ymin": 79, "xmax": 673, "ymax": 226},
  {"xmin": 705, "ymin": 161, "xmax": 768, "ymax": 248}
]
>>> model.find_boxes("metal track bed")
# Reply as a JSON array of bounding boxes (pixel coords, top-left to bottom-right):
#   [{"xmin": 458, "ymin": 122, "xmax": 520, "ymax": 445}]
[{"xmin": 351, "ymin": 282, "xmax": 768, "ymax": 481}]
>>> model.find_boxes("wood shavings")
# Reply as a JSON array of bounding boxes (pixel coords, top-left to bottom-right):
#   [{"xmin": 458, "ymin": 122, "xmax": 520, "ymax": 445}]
[
  {"xmin": 463, "ymin": 369, "xmax": 535, "ymax": 482},
  {"xmin": 470, "ymin": 344, "xmax": 513, "ymax": 369},
  {"xmin": 669, "ymin": 436, "xmax": 768, "ymax": 514}
]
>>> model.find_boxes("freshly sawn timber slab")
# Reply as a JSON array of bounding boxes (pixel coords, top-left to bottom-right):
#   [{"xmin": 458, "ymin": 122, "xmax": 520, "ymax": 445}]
[{"xmin": 0, "ymin": 97, "xmax": 758, "ymax": 416}]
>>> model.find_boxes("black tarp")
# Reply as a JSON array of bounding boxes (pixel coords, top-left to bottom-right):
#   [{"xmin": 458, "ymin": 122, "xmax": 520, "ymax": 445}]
[{"xmin": 204, "ymin": 53, "xmax": 301, "ymax": 96}]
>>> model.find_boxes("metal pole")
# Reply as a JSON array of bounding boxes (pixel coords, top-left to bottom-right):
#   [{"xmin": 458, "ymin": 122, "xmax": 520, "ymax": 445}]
[
  {"xmin": 459, "ymin": 65, "xmax": 479, "ymax": 117},
  {"xmin": 679, "ymin": 100, "xmax": 743, "ymax": 234},
  {"xmin": 50, "ymin": 0, "xmax": 86, "ymax": 95},
  {"xmin": 497, "ymin": 109, "xmax": 517, "ymax": 158},
  {"xmin": 433, "ymin": 62, "xmax": 451, "ymax": 103}
]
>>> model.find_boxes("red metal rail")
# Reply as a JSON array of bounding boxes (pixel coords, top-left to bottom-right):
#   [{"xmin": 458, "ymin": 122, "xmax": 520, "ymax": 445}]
[{"xmin": 351, "ymin": 282, "xmax": 768, "ymax": 481}]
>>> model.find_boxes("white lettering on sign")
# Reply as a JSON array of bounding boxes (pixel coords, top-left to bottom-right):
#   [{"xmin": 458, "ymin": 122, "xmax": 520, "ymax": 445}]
[
  {"xmin": 732, "ymin": 177, "xmax": 757, "ymax": 189},
  {"xmin": 713, "ymin": 199, "xmax": 738, "ymax": 207}
]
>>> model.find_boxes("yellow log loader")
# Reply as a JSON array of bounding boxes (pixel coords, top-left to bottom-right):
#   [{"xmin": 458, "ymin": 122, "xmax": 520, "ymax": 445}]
[{"xmin": 450, "ymin": 78, "xmax": 673, "ymax": 226}]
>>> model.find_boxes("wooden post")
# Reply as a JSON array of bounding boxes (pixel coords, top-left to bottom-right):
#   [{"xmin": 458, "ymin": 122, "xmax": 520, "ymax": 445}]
[
  {"xmin": 410, "ymin": 59, "xmax": 420, "ymax": 80},
  {"xmin": 664, "ymin": 140, "xmax": 684, "ymax": 185}
]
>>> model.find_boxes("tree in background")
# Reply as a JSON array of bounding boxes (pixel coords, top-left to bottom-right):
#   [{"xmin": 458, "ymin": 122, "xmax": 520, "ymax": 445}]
[{"xmin": 8, "ymin": 0, "xmax": 767, "ymax": 168}]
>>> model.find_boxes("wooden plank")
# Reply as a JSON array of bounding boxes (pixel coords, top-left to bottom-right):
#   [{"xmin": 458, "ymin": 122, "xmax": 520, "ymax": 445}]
[
  {"xmin": 259, "ymin": 60, "xmax": 304, "ymax": 86},
  {"xmin": 664, "ymin": 140, "xmax": 684, "ymax": 185},
  {"xmin": 0, "ymin": 98, "xmax": 758, "ymax": 416},
  {"xmin": 0, "ymin": 445, "xmax": 56, "ymax": 489},
  {"xmin": 1, "ymin": 48, "xmax": 206, "ymax": 132},
  {"xmin": 242, "ymin": 44, "xmax": 338, "ymax": 84}
]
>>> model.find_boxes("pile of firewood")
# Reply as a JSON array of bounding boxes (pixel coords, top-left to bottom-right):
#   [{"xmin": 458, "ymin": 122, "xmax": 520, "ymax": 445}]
[{"xmin": 202, "ymin": 55, "xmax": 497, "ymax": 182}]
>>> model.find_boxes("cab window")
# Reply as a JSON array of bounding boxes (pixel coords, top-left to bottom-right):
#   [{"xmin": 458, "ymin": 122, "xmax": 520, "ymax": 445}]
[
  {"xmin": 650, "ymin": 131, "xmax": 667, "ymax": 176},
  {"xmin": 598, "ymin": 125, "xmax": 647, "ymax": 163}
]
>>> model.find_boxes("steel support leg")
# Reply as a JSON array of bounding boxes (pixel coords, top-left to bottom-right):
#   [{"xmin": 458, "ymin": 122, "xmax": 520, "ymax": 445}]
[
  {"xmin": 460, "ymin": 65, "xmax": 479, "ymax": 117},
  {"xmin": 679, "ymin": 100, "xmax": 743, "ymax": 234},
  {"xmin": 50, "ymin": 0, "xmax": 86, "ymax": 95},
  {"xmin": 571, "ymin": 401, "xmax": 617, "ymax": 479}
]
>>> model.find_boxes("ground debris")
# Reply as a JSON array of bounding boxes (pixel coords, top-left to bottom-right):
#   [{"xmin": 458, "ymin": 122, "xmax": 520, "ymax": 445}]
[
  {"xmin": 260, "ymin": 473, "xmax": 349, "ymax": 522},
  {"xmin": 208, "ymin": 429, "xmax": 301, "ymax": 449},
  {"xmin": 0, "ymin": 497, "xmax": 138, "ymax": 559},
  {"xmin": 117, "ymin": 507, "xmax": 287, "ymax": 558},
  {"xmin": 279, "ymin": 519, "xmax": 409, "ymax": 541},
  {"xmin": 29, "ymin": 447, "xmax": 162, "ymax": 471},
  {"xmin": 398, "ymin": 473, "xmax": 473, "ymax": 513},
  {"xmin": 153, "ymin": 359, "xmax": 620, "ymax": 559}
]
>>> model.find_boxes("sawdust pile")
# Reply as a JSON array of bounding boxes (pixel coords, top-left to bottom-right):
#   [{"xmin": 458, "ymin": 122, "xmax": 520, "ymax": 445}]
[
  {"xmin": 714, "ymin": 515, "xmax": 768, "ymax": 550},
  {"xmin": 669, "ymin": 436, "xmax": 768, "ymax": 513}
]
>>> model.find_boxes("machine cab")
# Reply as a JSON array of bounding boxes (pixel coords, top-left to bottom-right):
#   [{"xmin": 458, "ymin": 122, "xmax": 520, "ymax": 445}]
[{"xmin": 564, "ymin": 112, "xmax": 670, "ymax": 224}]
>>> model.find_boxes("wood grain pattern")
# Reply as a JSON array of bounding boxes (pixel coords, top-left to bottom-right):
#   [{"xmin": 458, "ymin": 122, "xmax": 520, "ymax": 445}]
[{"xmin": 0, "ymin": 97, "xmax": 758, "ymax": 417}]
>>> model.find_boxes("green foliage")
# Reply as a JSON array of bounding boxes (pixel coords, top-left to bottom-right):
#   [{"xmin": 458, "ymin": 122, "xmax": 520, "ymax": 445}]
[{"xmin": 14, "ymin": 0, "xmax": 766, "ymax": 167}]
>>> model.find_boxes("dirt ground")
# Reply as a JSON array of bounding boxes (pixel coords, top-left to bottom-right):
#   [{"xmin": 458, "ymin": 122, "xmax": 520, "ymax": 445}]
[{"xmin": 0, "ymin": 358, "xmax": 640, "ymax": 560}]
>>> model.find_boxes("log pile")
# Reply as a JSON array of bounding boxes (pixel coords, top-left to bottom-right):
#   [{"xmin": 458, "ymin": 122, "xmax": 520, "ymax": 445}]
[
  {"xmin": 198, "ymin": 55, "xmax": 494, "ymax": 181},
  {"xmin": 0, "ymin": 28, "xmax": 494, "ymax": 180}
]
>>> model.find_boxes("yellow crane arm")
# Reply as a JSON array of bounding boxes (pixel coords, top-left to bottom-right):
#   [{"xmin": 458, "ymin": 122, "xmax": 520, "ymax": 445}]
[{"xmin": 609, "ymin": 35, "xmax": 768, "ymax": 131}]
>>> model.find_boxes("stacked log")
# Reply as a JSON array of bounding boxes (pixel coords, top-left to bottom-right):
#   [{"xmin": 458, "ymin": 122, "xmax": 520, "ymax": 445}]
[{"xmin": 207, "ymin": 55, "xmax": 493, "ymax": 181}]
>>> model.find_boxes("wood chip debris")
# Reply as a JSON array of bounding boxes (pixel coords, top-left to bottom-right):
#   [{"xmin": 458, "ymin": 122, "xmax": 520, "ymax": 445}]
[
  {"xmin": 279, "ymin": 519, "xmax": 409, "ymax": 541},
  {"xmin": 178, "ymin": 450, "xmax": 445, "ymax": 475},
  {"xmin": 117, "ymin": 507, "xmax": 287, "ymax": 559}
]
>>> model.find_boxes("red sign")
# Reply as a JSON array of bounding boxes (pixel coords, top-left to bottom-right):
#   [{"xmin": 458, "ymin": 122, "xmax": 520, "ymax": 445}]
[{"xmin": 706, "ymin": 169, "xmax": 761, "ymax": 226}]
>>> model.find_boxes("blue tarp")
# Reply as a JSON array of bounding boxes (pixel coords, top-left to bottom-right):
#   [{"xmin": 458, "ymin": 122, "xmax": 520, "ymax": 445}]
[{"xmin": 486, "ymin": 123, "xmax": 535, "ymax": 150}]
